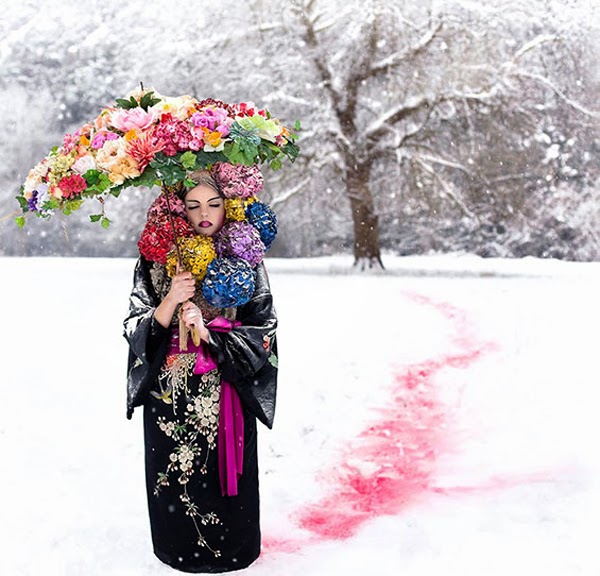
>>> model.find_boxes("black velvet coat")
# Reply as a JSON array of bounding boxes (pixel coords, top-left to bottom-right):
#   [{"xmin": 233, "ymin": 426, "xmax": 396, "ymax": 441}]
[{"xmin": 123, "ymin": 257, "xmax": 278, "ymax": 573}]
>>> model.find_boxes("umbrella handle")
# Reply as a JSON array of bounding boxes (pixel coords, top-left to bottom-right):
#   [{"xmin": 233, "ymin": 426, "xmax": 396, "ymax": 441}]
[{"xmin": 178, "ymin": 304, "xmax": 202, "ymax": 351}]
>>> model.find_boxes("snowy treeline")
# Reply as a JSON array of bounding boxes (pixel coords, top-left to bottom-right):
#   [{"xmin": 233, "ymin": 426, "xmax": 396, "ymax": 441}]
[{"xmin": 0, "ymin": 0, "xmax": 598, "ymax": 261}]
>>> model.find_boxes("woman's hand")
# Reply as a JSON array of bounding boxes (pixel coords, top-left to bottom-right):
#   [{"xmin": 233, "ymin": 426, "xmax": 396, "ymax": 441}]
[
  {"xmin": 154, "ymin": 271, "xmax": 196, "ymax": 329},
  {"xmin": 180, "ymin": 301, "xmax": 203, "ymax": 329},
  {"xmin": 181, "ymin": 301, "xmax": 210, "ymax": 342},
  {"xmin": 166, "ymin": 271, "xmax": 196, "ymax": 305}
]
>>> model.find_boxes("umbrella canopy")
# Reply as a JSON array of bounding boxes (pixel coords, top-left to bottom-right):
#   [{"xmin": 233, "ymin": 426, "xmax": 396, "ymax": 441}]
[{"xmin": 15, "ymin": 87, "xmax": 299, "ymax": 229}]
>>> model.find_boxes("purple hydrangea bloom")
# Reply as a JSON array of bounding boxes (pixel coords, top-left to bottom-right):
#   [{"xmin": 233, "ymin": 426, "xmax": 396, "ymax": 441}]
[{"xmin": 214, "ymin": 221, "xmax": 265, "ymax": 267}]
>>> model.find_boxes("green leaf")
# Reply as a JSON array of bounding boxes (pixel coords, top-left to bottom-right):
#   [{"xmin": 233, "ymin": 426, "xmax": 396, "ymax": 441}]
[
  {"xmin": 115, "ymin": 98, "xmax": 135, "ymax": 109},
  {"xmin": 15, "ymin": 216, "xmax": 25, "ymax": 228},
  {"xmin": 101, "ymin": 216, "xmax": 111, "ymax": 229},
  {"xmin": 16, "ymin": 195, "xmax": 29, "ymax": 211},
  {"xmin": 223, "ymin": 137, "xmax": 259, "ymax": 166},
  {"xmin": 268, "ymin": 354, "xmax": 278, "ymax": 368},
  {"xmin": 131, "ymin": 166, "xmax": 159, "ymax": 189},
  {"xmin": 89, "ymin": 214, "xmax": 102, "ymax": 222},
  {"xmin": 180, "ymin": 151, "xmax": 197, "ymax": 170},
  {"xmin": 84, "ymin": 170, "xmax": 112, "ymax": 194},
  {"xmin": 109, "ymin": 187, "xmax": 122, "ymax": 198},
  {"xmin": 66, "ymin": 199, "xmax": 84, "ymax": 212},
  {"xmin": 294, "ymin": 119, "xmax": 301, "ymax": 131},
  {"xmin": 139, "ymin": 91, "xmax": 161, "ymax": 110},
  {"xmin": 270, "ymin": 157, "xmax": 282, "ymax": 171},
  {"xmin": 43, "ymin": 198, "xmax": 60, "ymax": 211},
  {"xmin": 194, "ymin": 150, "xmax": 227, "ymax": 169}
]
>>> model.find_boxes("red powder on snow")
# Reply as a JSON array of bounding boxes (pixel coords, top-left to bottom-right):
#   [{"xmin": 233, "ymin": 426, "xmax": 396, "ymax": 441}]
[
  {"xmin": 288, "ymin": 293, "xmax": 497, "ymax": 541},
  {"xmin": 263, "ymin": 291, "xmax": 549, "ymax": 556}
]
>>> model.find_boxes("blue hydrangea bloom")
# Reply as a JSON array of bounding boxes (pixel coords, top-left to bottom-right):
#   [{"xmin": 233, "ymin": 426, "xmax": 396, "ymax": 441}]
[
  {"xmin": 245, "ymin": 201, "xmax": 277, "ymax": 250},
  {"xmin": 201, "ymin": 257, "xmax": 256, "ymax": 308}
]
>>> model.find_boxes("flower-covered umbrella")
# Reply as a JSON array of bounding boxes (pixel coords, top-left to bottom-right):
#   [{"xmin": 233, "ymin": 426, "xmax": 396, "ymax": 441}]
[{"xmin": 16, "ymin": 86, "xmax": 299, "ymax": 346}]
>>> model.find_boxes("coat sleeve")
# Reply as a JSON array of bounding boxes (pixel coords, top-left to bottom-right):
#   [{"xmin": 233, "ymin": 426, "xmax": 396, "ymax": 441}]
[
  {"xmin": 123, "ymin": 258, "xmax": 170, "ymax": 419},
  {"xmin": 205, "ymin": 262, "xmax": 278, "ymax": 429}
]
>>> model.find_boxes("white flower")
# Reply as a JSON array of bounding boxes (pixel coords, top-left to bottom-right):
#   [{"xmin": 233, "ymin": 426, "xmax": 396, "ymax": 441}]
[
  {"xmin": 71, "ymin": 154, "xmax": 97, "ymax": 175},
  {"xmin": 23, "ymin": 162, "xmax": 49, "ymax": 194},
  {"xmin": 150, "ymin": 94, "xmax": 196, "ymax": 121},
  {"xmin": 95, "ymin": 138, "xmax": 128, "ymax": 170}
]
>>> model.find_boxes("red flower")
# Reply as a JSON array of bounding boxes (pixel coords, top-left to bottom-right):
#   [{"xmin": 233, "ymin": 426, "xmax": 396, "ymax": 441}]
[
  {"xmin": 127, "ymin": 131, "xmax": 165, "ymax": 172},
  {"xmin": 57, "ymin": 174, "xmax": 87, "ymax": 198},
  {"xmin": 138, "ymin": 215, "xmax": 194, "ymax": 264},
  {"xmin": 263, "ymin": 335, "xmax": 270, "ymax": 350}
]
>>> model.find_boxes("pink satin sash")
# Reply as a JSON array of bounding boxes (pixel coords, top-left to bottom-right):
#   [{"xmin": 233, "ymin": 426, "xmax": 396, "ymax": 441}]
[{"xmin": 169, "ymin": 316, "xmax": 244, "ymax": 497}]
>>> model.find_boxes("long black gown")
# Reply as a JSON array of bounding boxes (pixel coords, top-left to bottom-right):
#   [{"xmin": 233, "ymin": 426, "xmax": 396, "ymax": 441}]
[{"xmin": 123, "ymin": 257, "xmax": 278, "ymax": 573}]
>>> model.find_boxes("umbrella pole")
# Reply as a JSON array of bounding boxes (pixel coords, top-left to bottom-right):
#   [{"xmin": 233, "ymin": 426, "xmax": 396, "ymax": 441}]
[{"xmin": 162, "ymin": 185, "xmax": 201, "ymax": 350}]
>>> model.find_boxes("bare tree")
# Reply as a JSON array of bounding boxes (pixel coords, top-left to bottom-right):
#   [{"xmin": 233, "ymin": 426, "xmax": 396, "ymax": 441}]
[{"xmin": 283, "ymin": 0, "xmax": 599, "ymax": 268}]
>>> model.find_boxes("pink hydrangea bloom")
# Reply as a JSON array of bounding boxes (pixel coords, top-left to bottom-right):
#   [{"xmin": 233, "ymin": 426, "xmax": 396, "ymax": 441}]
[
  {"xmin": 211, "ymin": 162, "xmax": 264, "ymax": 199},
  {"xmin": 152, "ymin": 113, "xmax": 197, "ymax": 156},
  {"xmin": 62, "ymin": 132, "xmax": 79, "ymax": 153}
]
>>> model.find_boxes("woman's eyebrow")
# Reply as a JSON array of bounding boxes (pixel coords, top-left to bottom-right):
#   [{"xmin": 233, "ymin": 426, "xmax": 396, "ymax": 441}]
[{"xmin": 186, "ymin": 196, "xmax": 222, "ymax": 204}]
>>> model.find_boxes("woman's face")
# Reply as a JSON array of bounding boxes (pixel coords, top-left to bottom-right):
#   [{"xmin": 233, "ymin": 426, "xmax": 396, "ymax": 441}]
[{"xmin": 184, "ymin": 184, "xmax": 225, "ymax": 236}]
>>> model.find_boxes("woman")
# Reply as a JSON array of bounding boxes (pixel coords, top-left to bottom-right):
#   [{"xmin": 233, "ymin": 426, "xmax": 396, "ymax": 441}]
[{"xmin": 123, "ymin": 169, "xmax": 278, "ymax": 573}]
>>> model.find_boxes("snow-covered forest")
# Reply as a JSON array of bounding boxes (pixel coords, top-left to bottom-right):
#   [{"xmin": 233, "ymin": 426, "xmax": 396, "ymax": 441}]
[{"xmin": 0, "ymin": 0, "xmax": 599, "ymax": 261}]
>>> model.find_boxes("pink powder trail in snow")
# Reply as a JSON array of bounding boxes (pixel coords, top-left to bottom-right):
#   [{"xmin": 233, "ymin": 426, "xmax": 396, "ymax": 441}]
[
  {"xmin": 292, "ymin": 292, "xmax": 496, "ymax": 541},
  {"xmin": 262, "ymin": 292, "xmax": 549, "ymax": 556}
]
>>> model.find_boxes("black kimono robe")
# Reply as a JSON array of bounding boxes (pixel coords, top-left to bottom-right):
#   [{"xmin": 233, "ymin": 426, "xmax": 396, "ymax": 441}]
[{"xmin": 123, "ymin": 257, "xmax": 278, "ymax": 573}]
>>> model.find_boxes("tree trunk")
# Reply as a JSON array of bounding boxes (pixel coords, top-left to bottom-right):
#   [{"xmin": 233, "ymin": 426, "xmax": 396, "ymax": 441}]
[{"xmin": 346, "ymin": 163, "xmax": 384, "ymax": 270}]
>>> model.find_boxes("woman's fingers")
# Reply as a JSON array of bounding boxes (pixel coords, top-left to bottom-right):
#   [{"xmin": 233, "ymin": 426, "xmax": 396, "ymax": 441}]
[{"xmin": 181, "ymin": 304, "xmax": 203, "ymax": 328}]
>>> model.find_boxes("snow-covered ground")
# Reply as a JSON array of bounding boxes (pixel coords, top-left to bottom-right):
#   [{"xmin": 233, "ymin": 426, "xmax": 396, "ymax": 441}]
[{"xmin": 1, "ymin": 254, "xmax": 599, "ymax": 576}]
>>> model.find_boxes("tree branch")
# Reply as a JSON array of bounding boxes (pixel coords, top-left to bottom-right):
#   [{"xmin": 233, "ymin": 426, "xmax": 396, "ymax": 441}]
[
  {"xmin": 414, "ymin": 156, "xmax": 476, "ymax": 219},
  {"xmin": 511, "ymin": 70, "xmax": 600, "ymax": 119},
  {"xmin": 364, "ymin": 95, "xmax": 434, "ymax": 140},
  {"xmin": 293, "ymin": 0, "xmax": 344, "ymax": 113},
  {"xmin": 362, "ymin": 20, "xmax": 443, "ymax": 81},
  {"xmin": 270, "ymin": 176, "xmax": 311, "ymax": 210}
]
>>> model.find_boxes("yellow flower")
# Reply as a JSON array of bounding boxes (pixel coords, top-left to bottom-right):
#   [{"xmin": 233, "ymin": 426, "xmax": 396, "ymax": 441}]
[
  {"xmin": 166, "ymin": 236, "xmax": 217, "ymax": 282},
  {"xmin": 206, "ymin": 130, "xmax": 222, "ymax": 147},
  {"xmin": 224, "ymin": 198, "xmax": 246, "ymax": 221},
  {"xmin": 124, "ymin": 129, "xmax": 138, "ymax": 142}
]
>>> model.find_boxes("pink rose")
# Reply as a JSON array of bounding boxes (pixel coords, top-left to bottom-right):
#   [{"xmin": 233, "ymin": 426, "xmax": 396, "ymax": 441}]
[{"xmin": 110, "ymin": 108, "xmax": 157, "ymax": 133}]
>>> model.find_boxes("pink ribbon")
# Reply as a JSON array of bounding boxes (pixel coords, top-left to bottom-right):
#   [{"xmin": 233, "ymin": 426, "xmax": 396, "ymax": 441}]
[{"xmin": 192, "ymin": 316, "xmax": 244, "ymax": 497}]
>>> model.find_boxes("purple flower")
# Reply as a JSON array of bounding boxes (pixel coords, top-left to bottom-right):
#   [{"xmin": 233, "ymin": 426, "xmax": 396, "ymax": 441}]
[
  {"xmin": 27, "ymin": 190, "xmax": 39, "ymax": 212},
  {"xmin": 91, "ymin": 131, "xmax": 119, "ymax": 150},
  {"xmin": 27, "ymin": 183, "xmax": 49, "ymax": 212},
  {"xmin": 214, "ymin": 221, "xmax": 265, "ymax": 267}
]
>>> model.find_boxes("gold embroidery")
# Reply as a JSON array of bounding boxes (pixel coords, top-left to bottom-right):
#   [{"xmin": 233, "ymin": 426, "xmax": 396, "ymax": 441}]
[
  {"xmin": 154, "ymin": 353, "xmax": 196, "ymax": 411},
  {"xmin": 153, "ymin": 356, "xmax": 223, "ymax": 557}
]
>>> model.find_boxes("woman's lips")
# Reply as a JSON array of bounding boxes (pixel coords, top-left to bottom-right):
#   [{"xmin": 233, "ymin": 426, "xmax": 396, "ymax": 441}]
[{"xmin": 199, "ymin": 221, "xmax": 212, "ymax": 228}]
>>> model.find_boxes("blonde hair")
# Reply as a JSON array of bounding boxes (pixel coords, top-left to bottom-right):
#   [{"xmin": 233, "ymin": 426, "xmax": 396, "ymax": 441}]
[{"xmin": 185, "ymin": 170, "xmax": 222, "ymax": 196}]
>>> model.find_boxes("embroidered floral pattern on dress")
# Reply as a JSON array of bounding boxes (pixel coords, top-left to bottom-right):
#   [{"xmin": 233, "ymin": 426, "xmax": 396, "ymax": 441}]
[
  {"xmin": 152, "ymin": 353, "xmax": 196, "ymax": 410},
  {"xmin": 153, "ymin": 366, "xmax": 223, "ymax": 557}
]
